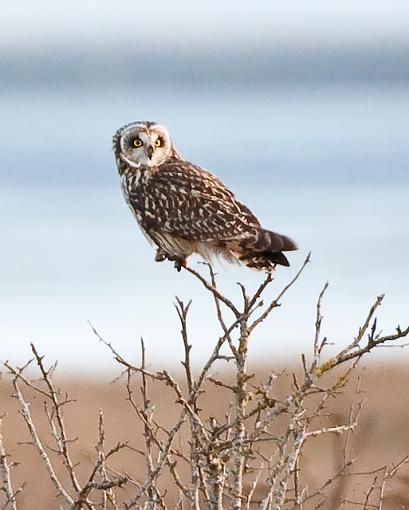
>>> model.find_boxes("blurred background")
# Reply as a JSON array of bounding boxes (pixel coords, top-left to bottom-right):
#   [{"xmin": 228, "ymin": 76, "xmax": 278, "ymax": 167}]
[{"xmin": 1, "ymin": 0, "xmax": 408, "ymax": 371}]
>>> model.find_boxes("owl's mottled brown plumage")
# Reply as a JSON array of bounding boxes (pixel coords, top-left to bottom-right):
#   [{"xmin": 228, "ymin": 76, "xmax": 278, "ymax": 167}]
[{"xmin": 113, "ymin": 121, "xmax": 297, "ymax": 271}]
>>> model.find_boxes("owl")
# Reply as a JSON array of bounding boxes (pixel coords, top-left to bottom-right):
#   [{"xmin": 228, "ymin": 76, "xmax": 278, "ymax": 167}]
[{"xmin": 113, "ymin": 121, "xmax": 297, "ymax": 272}]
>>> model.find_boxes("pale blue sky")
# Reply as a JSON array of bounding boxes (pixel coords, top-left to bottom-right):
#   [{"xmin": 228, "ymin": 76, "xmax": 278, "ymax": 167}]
[{"xmin": 2, "ymin": 1, "xmax": 409, "ymax": 51}]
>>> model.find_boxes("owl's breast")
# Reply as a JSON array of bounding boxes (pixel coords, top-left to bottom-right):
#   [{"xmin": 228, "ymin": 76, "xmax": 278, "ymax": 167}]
[
  {"xmin": 122, "ymin": 168, "xmax": 145, "ymax": 198},
  {"xmin": 121, "ymin": 170, "xmax": 160, "ymax": 230},
  {"xmin": 121, "ymin": 171, "xmax": 144, "ymax": 217}
]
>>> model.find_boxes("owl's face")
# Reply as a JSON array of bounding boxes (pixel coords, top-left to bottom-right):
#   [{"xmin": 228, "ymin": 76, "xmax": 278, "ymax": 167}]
[{"xmin": 114, "ymin": 121, "xmax": 172, "ymax": 169}]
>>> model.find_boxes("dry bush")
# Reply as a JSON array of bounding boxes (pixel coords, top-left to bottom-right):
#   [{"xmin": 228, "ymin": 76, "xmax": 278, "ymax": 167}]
[{"xmin": 1, "ymin": 256, "xmax": 408, "ymax": 509}]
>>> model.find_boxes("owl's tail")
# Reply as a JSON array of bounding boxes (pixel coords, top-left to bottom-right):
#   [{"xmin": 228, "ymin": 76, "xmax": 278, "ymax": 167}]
[{"xmin": 240, "ymin": 229, "xmax": 298, "ymax": 270}]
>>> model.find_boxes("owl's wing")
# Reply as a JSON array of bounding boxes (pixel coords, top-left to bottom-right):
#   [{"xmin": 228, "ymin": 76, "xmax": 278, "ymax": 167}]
[{"xmin": 132, "ymin": 159, "xmax": 260, "ymax": 242}]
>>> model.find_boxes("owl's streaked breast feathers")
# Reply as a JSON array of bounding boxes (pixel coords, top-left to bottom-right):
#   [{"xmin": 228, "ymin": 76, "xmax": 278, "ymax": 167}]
[{"xmin": 114, "ymin": 121, "xmax": 297, "ymax": 271}]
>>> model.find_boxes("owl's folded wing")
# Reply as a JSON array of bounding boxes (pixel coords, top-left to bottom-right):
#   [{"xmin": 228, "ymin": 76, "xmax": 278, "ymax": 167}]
[{"xmin": 127, "ymin": 159, "xmax": 260, "ymax": 242}]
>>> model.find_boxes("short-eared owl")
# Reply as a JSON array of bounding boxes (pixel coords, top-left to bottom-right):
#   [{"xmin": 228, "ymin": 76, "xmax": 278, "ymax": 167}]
[{"xmin": 113, "ymin": 121, "xmax": 297, "ymax": 271}]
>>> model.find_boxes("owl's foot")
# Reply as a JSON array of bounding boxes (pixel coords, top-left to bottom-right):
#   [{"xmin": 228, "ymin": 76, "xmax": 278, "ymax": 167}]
[
  {"xmin": 173, "ymin": 257, "xmax": 187, "ymax": 272},
  {"xmin": 154, "ymin": 249, "xmax": 187, "ymax": 271},
  {"xmin": 154, "ymin": 249, "xmax": 167, "ymax": 262}
]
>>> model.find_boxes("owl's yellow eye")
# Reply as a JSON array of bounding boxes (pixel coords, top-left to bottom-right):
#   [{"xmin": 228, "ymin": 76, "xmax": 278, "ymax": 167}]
[
  {"xmin": 133, "ymin": 138, "xmax": 143, "ymax": 148},
  {"xmin": 155, "ymin": 138, "xmax": 162, "ymax": 147}
]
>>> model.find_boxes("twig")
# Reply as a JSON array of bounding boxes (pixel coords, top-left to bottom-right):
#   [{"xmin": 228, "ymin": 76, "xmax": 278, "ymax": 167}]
[
  {"xmin": 30, "ymin": 344, "xmax": 82, "ymax": 494},
  {"xmin": 70, "ymin": 442, "xmax": 128, "ymax": 510},
  {"xmin": 0, "ymin": 419, "xmax": 18, "ymax": 510},
  {"xmin": 184, "ymin": 264, "xmax": 240, "ymax": 318},
  {"xmin": 11, "ymin": 378, "xmax": 74, "ymax": 506},
  {"xmin": 249, "ymin": 253, "xmax": 311, "ymax": 332}
]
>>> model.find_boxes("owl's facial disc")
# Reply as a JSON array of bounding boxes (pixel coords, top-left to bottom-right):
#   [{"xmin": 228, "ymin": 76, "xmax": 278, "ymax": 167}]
[{"xmin": 119, "ymin": 122, "xmax": 172, "ymax": 169}]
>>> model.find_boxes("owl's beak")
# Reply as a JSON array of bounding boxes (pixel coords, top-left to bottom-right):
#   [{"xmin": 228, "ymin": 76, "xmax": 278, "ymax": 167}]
[{"xmin": 146, "ymin": 145, "xmax": 154, "ymax": 160}]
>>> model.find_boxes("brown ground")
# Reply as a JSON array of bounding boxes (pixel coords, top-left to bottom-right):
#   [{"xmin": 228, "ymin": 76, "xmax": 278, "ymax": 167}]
[{"xmin": 1, "ymin": 363, "xmax": 409, "ymax": 509}]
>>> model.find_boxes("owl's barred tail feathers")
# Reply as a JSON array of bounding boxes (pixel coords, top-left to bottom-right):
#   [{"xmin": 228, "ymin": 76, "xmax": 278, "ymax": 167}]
[{"xmin": 240, "ymin": 229, "xmax": 298, "ymax": 271}]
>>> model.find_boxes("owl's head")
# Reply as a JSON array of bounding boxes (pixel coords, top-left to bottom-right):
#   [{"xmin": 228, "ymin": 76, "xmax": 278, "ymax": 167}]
[{"xmin": 113, "ymin": 121, "xmax": 175, "ymax": 170}]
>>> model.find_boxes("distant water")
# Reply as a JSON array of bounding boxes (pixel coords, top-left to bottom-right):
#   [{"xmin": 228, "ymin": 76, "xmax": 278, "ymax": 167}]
[
  {"xmin": 2, "ymin": 83, "xmax": 409, "ymax": 189},
  {"xmin": 1, "ymin": 84, "xmax": 408, "ymax": 371}
]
